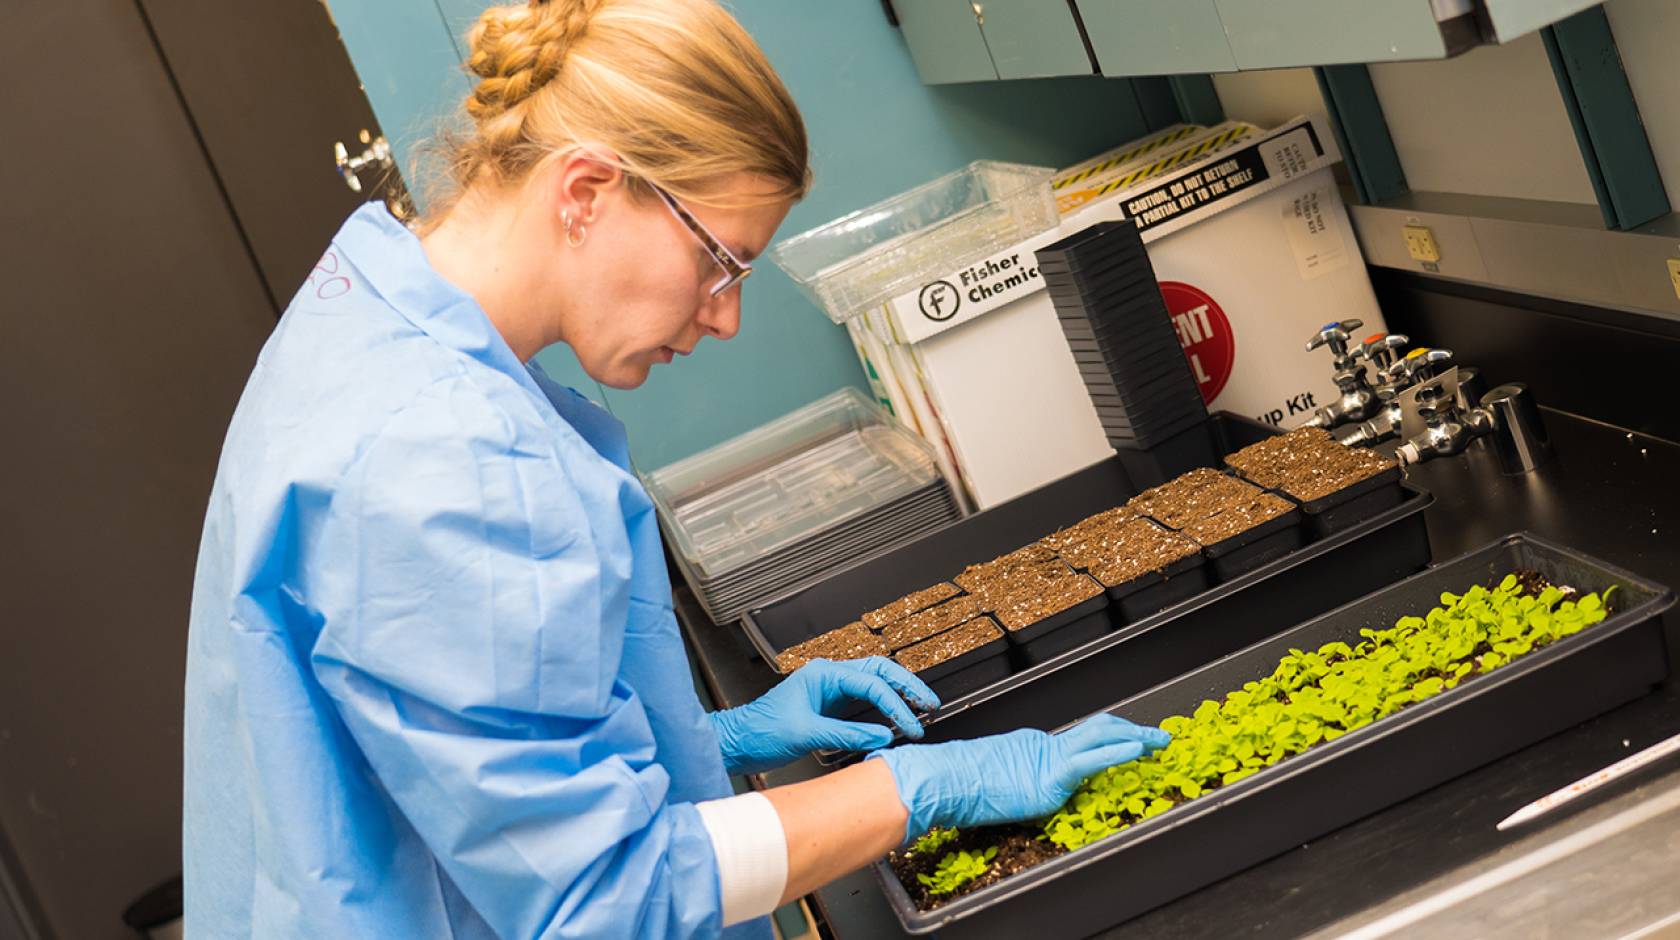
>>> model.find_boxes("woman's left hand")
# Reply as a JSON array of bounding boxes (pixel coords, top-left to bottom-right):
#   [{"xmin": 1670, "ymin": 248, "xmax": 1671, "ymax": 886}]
[{"xmin": 710, "ymin": 658, "xmax": 941, "ymax": 775}]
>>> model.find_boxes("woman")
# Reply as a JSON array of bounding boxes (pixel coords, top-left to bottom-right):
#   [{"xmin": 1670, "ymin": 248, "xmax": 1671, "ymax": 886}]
[{"xmin": 182, "ymin": 1, "xmax": 1168, "ymax": 937}]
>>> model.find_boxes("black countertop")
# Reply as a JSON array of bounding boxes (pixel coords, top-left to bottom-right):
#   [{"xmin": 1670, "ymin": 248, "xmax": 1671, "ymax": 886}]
[{"xmin": 674, "ymin": 410, "xmax": 1680, "ymax": 939}]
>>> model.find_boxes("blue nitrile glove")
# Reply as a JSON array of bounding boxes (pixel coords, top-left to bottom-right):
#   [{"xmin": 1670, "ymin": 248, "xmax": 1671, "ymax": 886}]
[
  {"xmin": 710, "ymin": 657, "xmax": 942, "ymax": 775},
  {"xmin": 869, "ymin": 713, "xmax": 1171, "ymax": 841}
]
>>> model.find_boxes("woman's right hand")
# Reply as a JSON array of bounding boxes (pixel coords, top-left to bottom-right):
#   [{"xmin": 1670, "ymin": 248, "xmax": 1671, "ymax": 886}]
[{"xmin": 868, "ymin": 713, "xmax": 1171, "ymax": 842}]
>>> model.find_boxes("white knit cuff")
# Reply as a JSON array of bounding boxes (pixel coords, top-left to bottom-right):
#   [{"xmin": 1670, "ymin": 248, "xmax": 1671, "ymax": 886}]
[{"xmin": 696, "ymin": 791, "xmax": 789, "ymax": 926}]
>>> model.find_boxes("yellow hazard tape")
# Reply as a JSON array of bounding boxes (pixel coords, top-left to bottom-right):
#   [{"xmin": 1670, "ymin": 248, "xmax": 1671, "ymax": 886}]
[
  {"xmin": 1056, "ymin": 125, "xmax": 1256, "ymax": 215},
  {"xmin": 1052, "ymin": 125, "xmax": 1202, "ymax": 191}
]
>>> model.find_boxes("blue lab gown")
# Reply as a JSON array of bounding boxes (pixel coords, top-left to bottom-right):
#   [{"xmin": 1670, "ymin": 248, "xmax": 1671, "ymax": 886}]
[{"xmin": 183, "ymin": 202, "xmax": 766, "ymax": 939}]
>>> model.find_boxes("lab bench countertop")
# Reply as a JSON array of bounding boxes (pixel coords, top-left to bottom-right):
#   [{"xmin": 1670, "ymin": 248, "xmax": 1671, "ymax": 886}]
[{"xmin": 674, "ymin": 409, "xmax": 1680, "ymax": 939}]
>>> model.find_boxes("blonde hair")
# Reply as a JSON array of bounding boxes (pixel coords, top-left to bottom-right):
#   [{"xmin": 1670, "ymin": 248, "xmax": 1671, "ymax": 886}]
[{"xmin": 426, "ymin": 0, "xmax": 809, "ymax": 218}]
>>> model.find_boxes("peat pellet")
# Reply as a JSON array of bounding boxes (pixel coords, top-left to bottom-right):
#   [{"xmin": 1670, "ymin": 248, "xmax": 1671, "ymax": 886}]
[
  {"xmin": 861, "ymin": 582, "xmax": 963, "ymax": 630},
  {"xmin": 1182, "ymin": 492, "xmax": 1295, "ymax": 545},
  {"xmin": 774, "ymin": 621, "xmax": 888, "ymax": 673},
  {"xmin": 882, "ymin": 595, "xmax": 985, "ymax": 650},
  {"xmin": 1088, "ymin": 518, "xmax": 1202, "ymax": 588},
  {"xmin": 893, "ymin": 616, "xmax": 1004, "ymax": 674}
]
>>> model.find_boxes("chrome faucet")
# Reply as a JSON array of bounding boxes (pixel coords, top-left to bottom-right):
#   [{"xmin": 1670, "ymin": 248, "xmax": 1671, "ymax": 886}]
[
  {"xmin": 1301, "ymin": 319, "xmax": 1380, "ymax": 430},
  {"xmin": 1335, "ymin": 346, "xmax": 1452, "ymax": 448},
  {"xmin": 1395, "ymin": 376, "xmax": 1497, "ymax": 465}
]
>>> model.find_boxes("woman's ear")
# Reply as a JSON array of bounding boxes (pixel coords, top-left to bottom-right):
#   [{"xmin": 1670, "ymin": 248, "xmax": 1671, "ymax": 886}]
[{"xmin": 552, "ymin": 145, "xmax": 624, "ymax": 230}]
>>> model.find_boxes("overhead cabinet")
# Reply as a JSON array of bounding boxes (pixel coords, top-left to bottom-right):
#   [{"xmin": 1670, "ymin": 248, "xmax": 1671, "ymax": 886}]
[
  {"xmin": 1480, "ymin": 0, "xmax": 1605, "ymax": 42},
  {"xmin": 895, "ymin": 0, "xmax": 1093, "ymax": 84},
  {"xmin": 1076, "ymin": 0, "xmax": 1237, "ymax": 76},
  {"xmin": 1213, "ymin": 0, "xmax": 1481, "ymax": 69},
  {"xmin": 900, "ymin": 0, "xmax": 1612, "ymax": 82}
]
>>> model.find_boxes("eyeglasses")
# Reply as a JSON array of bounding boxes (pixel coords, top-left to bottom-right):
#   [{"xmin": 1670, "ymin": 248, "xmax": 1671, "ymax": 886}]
[{"xmin": 650, "ymin": 184, "xmax": 753, "ymax": 298}]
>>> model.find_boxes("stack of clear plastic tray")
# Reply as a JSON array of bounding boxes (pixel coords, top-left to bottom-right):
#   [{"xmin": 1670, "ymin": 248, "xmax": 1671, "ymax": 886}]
[
  {"xmin": 768, "ymin": 160, "xmax": 1059, "ymax": 324},
  {"xmin": 642, "ymin": 389, "xmax": 962, "ymax": 625}
]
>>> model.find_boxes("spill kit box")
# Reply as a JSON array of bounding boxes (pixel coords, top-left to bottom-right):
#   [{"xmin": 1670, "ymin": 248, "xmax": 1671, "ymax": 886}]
[{"xmin": 773, "ymin": 117, "xmax": 1384, "ymax": 510}]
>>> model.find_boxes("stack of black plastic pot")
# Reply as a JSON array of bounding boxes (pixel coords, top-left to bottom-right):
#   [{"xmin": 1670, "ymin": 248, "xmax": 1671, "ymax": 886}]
[{"xmin": 1036, "ymin": 220, "xmax": 1215, "ymax": 486}]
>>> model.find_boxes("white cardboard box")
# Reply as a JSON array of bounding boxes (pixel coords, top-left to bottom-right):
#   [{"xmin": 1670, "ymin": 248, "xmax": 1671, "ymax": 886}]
[{"xmin": 869, "ymin": 117, "xmax": 1385, "ymax": 510}]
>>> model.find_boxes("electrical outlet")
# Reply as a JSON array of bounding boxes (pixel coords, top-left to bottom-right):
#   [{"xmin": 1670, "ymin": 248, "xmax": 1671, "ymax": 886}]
[
  {"xmin": 1667, "ymin": 259, "xmax": 1680, "ymax": 302},
  {"xmin": 1403, "ymin": 225, "xmax": 1441, "ymax": 264}
]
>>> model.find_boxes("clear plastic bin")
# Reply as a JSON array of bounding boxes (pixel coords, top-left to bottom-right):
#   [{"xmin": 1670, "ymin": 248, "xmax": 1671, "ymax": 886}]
[
  {"xmin": 769, "ymin": 160, "xmax": 1059, "ymax": 324},
  {"xmin": 642, "ymin": 388, "xmax": 944, "ymax": 579}
]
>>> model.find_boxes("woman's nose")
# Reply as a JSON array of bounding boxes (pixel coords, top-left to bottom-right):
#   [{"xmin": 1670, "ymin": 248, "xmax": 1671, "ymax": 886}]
[{"xmin": 697, "ymin": 289, "xmax": 741, "ymax": 341}]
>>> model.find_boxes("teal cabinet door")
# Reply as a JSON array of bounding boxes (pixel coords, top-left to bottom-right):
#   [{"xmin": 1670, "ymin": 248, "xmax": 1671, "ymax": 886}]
[
  {"xmin": 976, "ymin": 0, "xmax": 1093, "ymax": 79},
  {"xmin": 1481, "ymin": 0, "xmax": 1603, "ymax": 42},
  {"xmin": 1075, "ymin": 0, "xmax": 1236, "ymax": 76},
  {"xmin": 895, "ymin": 0, "xmax": 998, "ymax": 84},
  {"xmin": 1216, "ymin": 0, "xmax": 1450, "ymax": 68}
]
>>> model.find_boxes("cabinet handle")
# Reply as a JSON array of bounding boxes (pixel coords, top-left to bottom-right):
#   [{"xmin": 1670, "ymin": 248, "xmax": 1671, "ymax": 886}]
[{"xmin": 332, "ymin": 129, "xmax": 392, "ymax": 195}]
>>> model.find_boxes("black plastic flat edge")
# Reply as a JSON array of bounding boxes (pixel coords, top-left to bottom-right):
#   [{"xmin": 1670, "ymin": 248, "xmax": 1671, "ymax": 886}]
[{"xmin": 880, "ymin": 531, "xmax": 1677, "ymax": 934}]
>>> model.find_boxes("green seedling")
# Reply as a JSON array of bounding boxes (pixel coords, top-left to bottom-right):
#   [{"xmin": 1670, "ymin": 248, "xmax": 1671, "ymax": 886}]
[
  {"xmin": 915, "ymin": 573, "xmax": 1613, "ymax": 887},
  {"xmin": 917, "ymin": 847, "xmax": 997, "ymax": 896},
  {"xmin": 909, "ymin": 827, "xmax": 958, "ymax": 857}
]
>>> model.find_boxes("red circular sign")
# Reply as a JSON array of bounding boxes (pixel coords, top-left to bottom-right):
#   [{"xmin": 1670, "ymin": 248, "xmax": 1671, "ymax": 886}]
[{"xmin": 1158, "ymin": 280, "xmax": 1235, "ymax": 405}]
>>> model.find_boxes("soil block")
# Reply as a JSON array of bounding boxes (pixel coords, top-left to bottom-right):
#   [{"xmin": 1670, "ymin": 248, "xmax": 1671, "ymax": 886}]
[
  {"xmin": 774, "ymin": 621, "xmax": 889, "ymax": 673},
  {"xmin": 953, "ymin": 543, "xmax": 1059, "ymax": 594},
  {"xmin": 893, "ymin": 616, "xmax": 1010, "ymax": 701},
  {"xmin": 862, "ymin": 582, "xmax": 963, "ymax": 630},
  {"xmin": 1038, "ymin": 506, "xmax": 1137, "ymax": 562},
  {"xmin": 1127, "ymin": 469, "xmax": 1257, "ymax": 529},
  {"xmin": 882, "ymin": 595, "xmax": 986, "ymax": 651}
]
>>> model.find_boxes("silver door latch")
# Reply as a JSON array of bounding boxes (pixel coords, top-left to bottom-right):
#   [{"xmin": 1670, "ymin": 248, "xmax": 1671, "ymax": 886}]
[{"xmin": 333, "ymin": 130, "xmax": 392, "ymax": 194}]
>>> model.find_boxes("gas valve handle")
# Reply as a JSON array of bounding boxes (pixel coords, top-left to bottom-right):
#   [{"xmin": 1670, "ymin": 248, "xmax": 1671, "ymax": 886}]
[
  {"xmin": 1360, "ymin": 333, "xmax": 1409, "ymax": 368},
  {"xmin": 1382, "ymin": 346, "xmax": 1445, "ymax": 386},
  {"xmin": 1407, "ymin": 347, "xmax": 1454, "ymax": 383},
  {"xmin": 1305, "ymin": 318, "xmax": 1365, "ymax": 354}
]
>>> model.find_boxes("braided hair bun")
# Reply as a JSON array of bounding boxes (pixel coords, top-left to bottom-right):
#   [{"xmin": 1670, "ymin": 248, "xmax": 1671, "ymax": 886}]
[
  {"xmin": 426, "ymin": 0, "xmax": 808, "ymax": 218},
  {"xmin": 466, "ymin": 0, "xmax": 603, "ymax": 120}
]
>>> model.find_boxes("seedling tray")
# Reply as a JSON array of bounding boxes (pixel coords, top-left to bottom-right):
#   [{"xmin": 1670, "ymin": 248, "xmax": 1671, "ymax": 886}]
[
  {"xmin": 914, "ymin": 627, "xmax": 1012, "ymax": 702},
  {"xmin": 742, "ymin": 414, "xmax": 1434, "ymax": 747},
  {"xmin": 1193, "ymin": 507, "xmax": 1307, "ymax": 581},
  {"xmin": 1004, "ymin": 592, "xmax": 1111, "ymax": 667},
  {"xmin": 1106, "ymin": 553, "xmax": 1210, "ymax": 623},
  {"xmin": 874, "ymin": 533, "xmax": 1675, "ymax": 938},
  {"xmin": 1297, "ymin": 465, "xmax": 1406, "ymax": 537}
]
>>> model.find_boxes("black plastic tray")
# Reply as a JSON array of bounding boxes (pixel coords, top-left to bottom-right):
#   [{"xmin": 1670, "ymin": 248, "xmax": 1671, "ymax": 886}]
[
  {"xmin": 742, "ymin": 414, "xmax": 1434, "ymax": 746},
  {"xmin": 1194, "ymin": 507, "xmax": 1306, "ymax": 580},
  {"xmin": 1106, "ymin": 553, "xmax": 1209, "ymax": 623},
  {"xmin": 1003, "ymin": 590, "xmax": 1111, "ymax": 667},
  {"xmin": 903, "ymin": 617, "xmax": 1012, "ymax": 702},
  {"xmin": 875, "ymin": 533, "xmax": 1675, "ymax": 938},
  {"xmin": 1299, "ymin": 465, "xmax": 1406, "ymax": 537}
]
